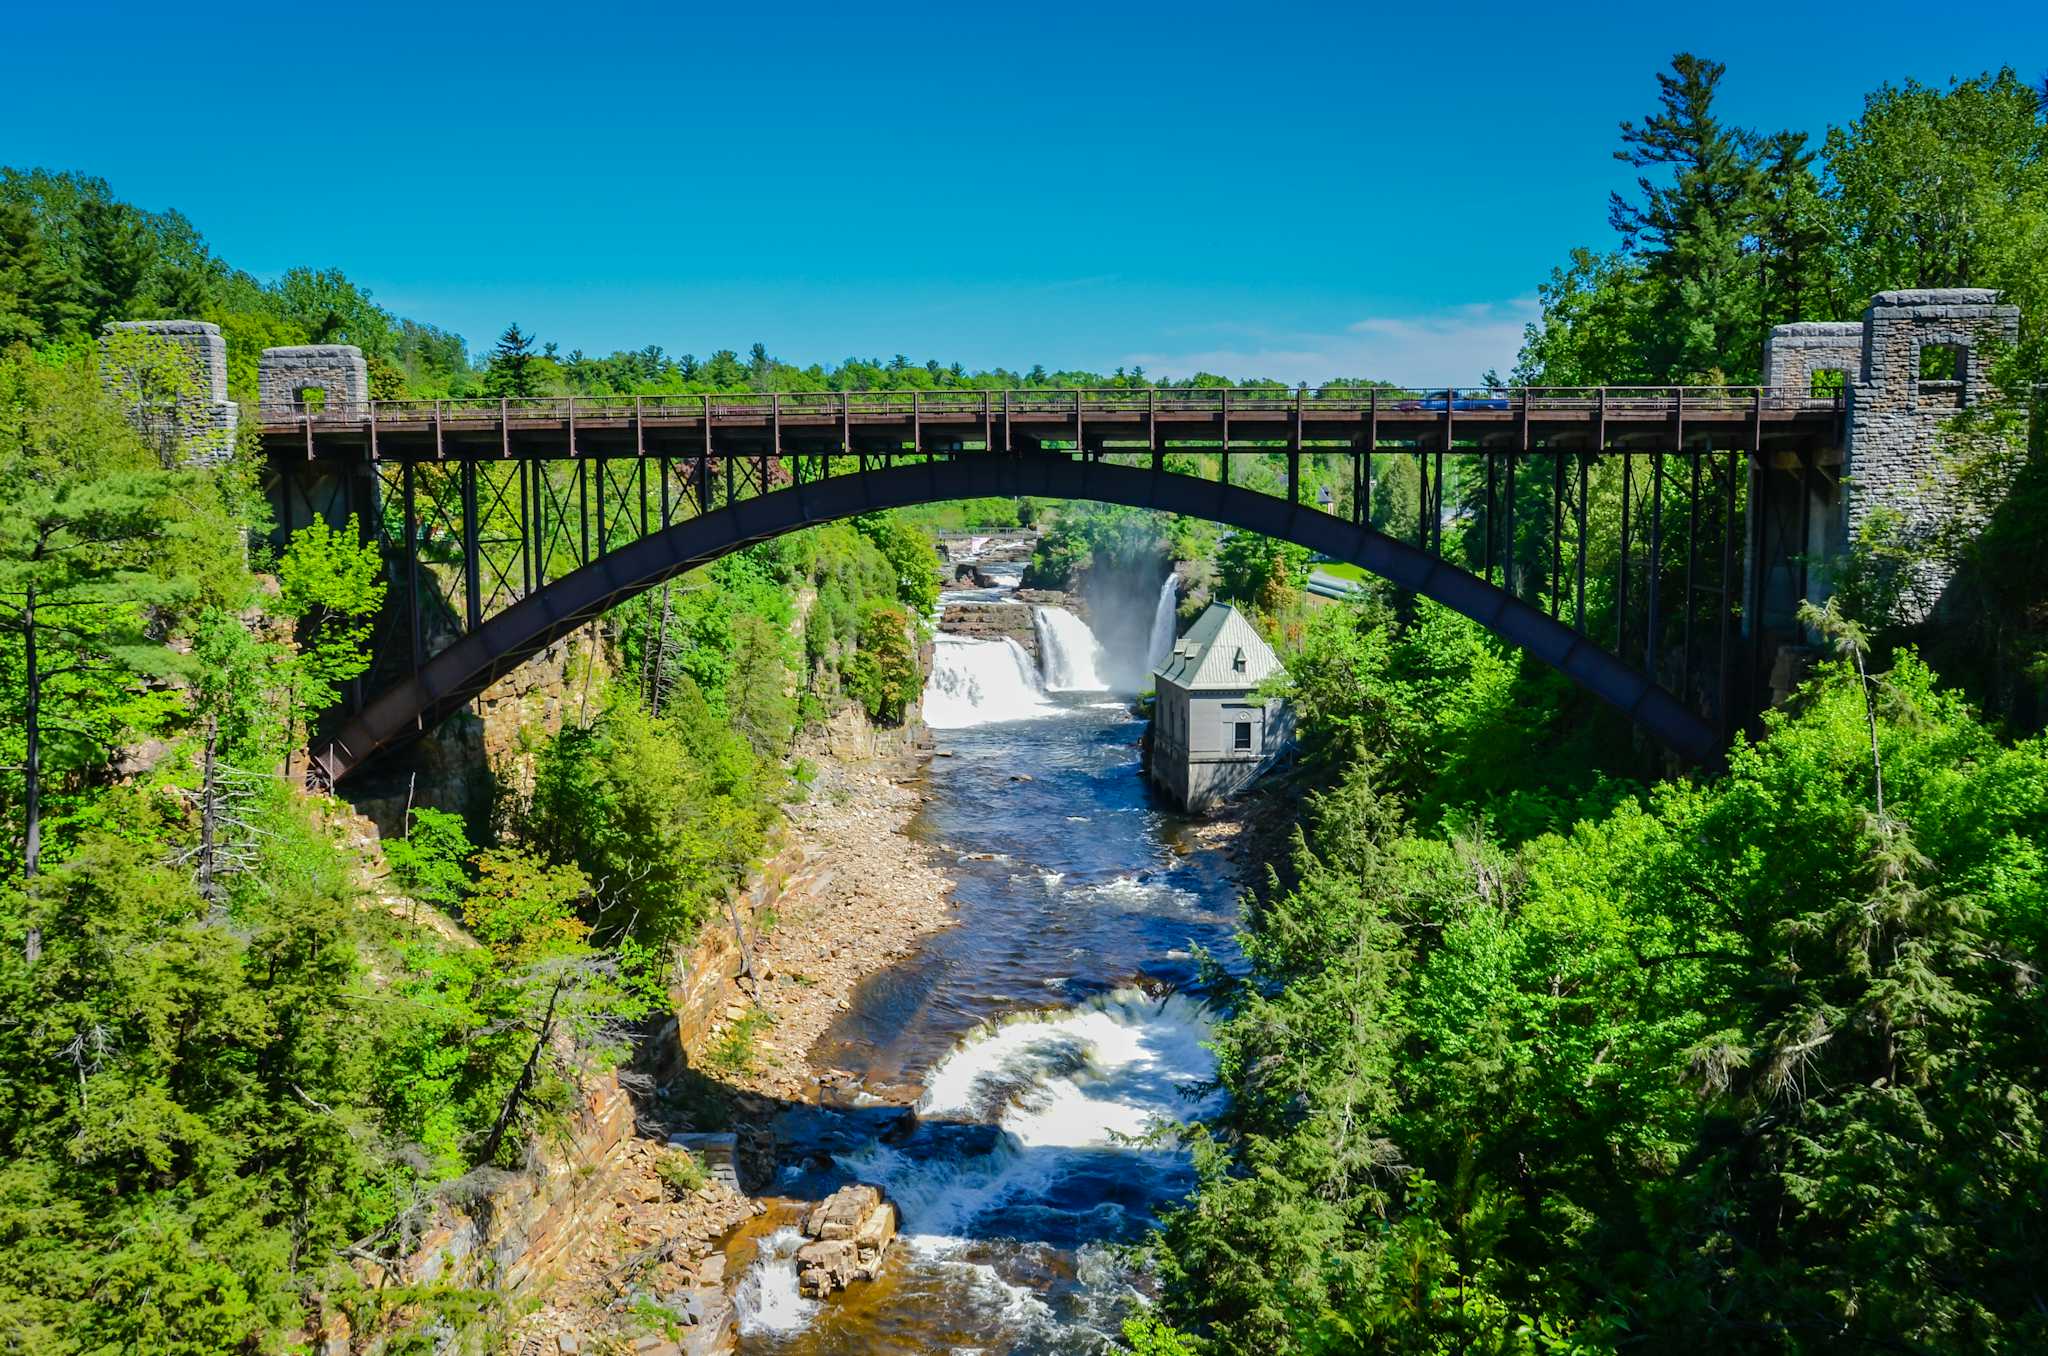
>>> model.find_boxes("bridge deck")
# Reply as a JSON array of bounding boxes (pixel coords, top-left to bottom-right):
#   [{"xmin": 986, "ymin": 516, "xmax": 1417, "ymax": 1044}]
[{"xmin": 261, "ymin": 386, "xmax": 1843, "ymax": 459}]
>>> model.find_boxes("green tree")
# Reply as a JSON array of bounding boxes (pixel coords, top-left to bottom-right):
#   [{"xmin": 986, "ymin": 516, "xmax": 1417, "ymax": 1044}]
[
  {"xmin": 1609, "ymin": 53, "xmax": 1767, "ymax": 381},
  {"xmin": 274, "ymin": 514, "xmax": 385, "ymax": 754},
  {"xmin": 0, "ymin": 347, "xmax": 227, "ymax": 901},
  {"xmin": 483, "ymin": 321, "xmax": 543, "ymax": 398},
  {"xmin": 843, "ymin": 601, "xmax": 919, "ymax": 723}
]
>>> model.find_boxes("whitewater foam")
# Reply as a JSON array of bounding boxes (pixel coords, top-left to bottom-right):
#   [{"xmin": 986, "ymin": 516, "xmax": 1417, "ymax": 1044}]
[
  {"xmin": 1146, "ymin": 572, "xmax": 1179, "ymax": 677},
  {"xmin": 733, "ymin": 1226, "xmax": 819, "ymax": 1337},
  {"xmin": 1033, "ymin": 606, "xmax": 1110, "ymax": 691}
]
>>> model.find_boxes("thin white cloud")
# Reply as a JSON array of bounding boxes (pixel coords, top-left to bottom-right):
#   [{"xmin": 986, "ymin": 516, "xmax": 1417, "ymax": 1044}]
[{"xmin": 1123, "ymin": 298, "xmax": 1540, "ymax": 386}]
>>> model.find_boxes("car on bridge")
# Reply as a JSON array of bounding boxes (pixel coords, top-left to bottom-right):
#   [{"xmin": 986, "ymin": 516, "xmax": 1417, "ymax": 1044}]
[{"xmin": 1394, "ymin": 390, "xmax": 1511, "ymax": 411}]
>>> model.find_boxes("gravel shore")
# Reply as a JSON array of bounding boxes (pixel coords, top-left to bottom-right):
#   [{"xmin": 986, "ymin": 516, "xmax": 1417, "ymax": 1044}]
[{"xmin": 699, "ymin": 755, "xmax": 956, "ymax": 1104}]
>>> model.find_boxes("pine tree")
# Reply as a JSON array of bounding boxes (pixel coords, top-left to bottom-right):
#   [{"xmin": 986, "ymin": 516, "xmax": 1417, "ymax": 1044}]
[
  {"xmin": 0, "ymin": 348, "xmax": 232, "ymax": 926},
  {"xmin": 484, "ymin": 321, "xmax": 541, "ymax": 397},
  {"xmin": 1609, "ymin": 54, "xmax": 1765, "ymax": 381}
]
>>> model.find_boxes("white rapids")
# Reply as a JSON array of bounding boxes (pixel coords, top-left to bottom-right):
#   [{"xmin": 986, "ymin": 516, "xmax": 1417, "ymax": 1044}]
[
  {"xmin": 733, "ymin": 1227, "xmax": 819, "ymax": 1337},
  {"xmin": 1145, "ymin": 572, "xmax": 1178, "ymax": 678}
]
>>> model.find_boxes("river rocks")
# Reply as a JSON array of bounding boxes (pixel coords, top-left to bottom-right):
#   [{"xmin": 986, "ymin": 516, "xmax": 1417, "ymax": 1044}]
[
  {"xmin": 704, "ymin": 760, "xmax": 956, "ymax": 1105},
  {"xmin": 940, "ymin": 599, "xmax": 1038, "ymax": 654},
  {"xmin": 795, "ymin": 1184, "xmax": 896, "ymax": 1298}
]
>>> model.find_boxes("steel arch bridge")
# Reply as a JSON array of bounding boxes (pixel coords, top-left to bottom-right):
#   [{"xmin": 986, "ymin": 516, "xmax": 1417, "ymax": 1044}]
[{"xmin": 259, "ymin": 385, "xmax": 1846, "ymax": 784}]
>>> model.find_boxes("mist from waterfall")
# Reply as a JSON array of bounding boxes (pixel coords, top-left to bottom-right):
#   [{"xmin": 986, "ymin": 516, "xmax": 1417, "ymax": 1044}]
[{"xmin": 1070, "ymin": 555, "xmax": 1181, "ymax": 693}]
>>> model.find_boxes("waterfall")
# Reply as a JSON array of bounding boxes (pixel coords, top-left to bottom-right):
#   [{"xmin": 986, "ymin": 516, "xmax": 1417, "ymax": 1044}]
[
  {"xmin": 734, "ymin": 1226, "xmax": 818, "ymax": 1337},
  {"xmin": 923, "ymin": 635, "xmax": 1060, "ymax": 728},
  {"xmin": 1145, "ymin": 573, "xmax": 1178, "ymax": 678},
  {"xmin": 1032, "ymin": 606, "xmax": 1109, "ymax": 691}
]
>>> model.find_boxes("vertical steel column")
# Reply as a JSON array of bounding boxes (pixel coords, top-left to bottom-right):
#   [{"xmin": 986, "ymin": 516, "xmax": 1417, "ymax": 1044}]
[
  {"xmin": 1574, "ymin": 454, "xmax": 1589, "ymax": 632},
  {"xmin": 1719, "ymin": 446, "xmax": 1739, "ymax": 731},
  {"xmin": 530, "ymin": 456, "xmax": 545, "ymax": 590},
  {"xmin": 1797, "ymin": 449, "xmax": 1815, "ymax": 606},
  {"xmin": 1617, "ymin": 452, "xmax": 1632, "ymax": 658},
  {"xmin": 594, "ymin": 456, "xmax": 607, "ymax": 557},
  {"xmin": 578, "ymin": 457, "xmax": 590, "ymax": 567},
  {"xmin": 1432, "ymin": 443, "xmax": 1445, "ymax": 555},
  {"xmin": 1550, "ymin": 451, "xmax": 1565, "ymax": 616},
  {"xmin": 403, "ymin": 459, "xmax": 422, "ymax": 670},
  {"xmin": 1220, "ymin": 389, "xmax": 1230, "ymax": 484},
  {"xmin": 659, "ymin": 455, "xmax": 671, "ymax": 530},
  {"xmin": 1483, "ymin": 452, "xmax": 1498, "ymax": 581},
  {"xmin": 1503, "ymin": 448, "xmax": 1517, "ymax": 597},
  {"xmin": 1150, "ymin": 387, "xmax": 1162, "ymax": 473},
  {"xmin": 460, "ymin": 457, "xmax": 482, "ymax": 633},
  {"xmin": 1366, "ymin": 390, "xmax": 1378, "ymax": 525},
  {"xmin": 1415, "ymin": 448, "xmax": 1428, "ymax": 552},
  {"xmin": 1682, "ymin": 448, "xmax": 1701, "ymax": 705},
  {"xmin": 1646, "ymin": 450, "xmax": 1664, "ymax": 682},
  {"xmin": 517, "ymin": 449, "xmax": 532, "ymax": 597}
]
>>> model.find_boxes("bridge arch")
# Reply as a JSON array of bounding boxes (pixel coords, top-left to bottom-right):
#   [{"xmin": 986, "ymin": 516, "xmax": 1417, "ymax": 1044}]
[{"xmin": 313, "ymin": 455, "xmax": 1721, "ymax": 784}]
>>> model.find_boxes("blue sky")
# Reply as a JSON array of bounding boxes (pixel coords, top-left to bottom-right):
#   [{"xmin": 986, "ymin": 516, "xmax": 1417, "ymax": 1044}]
[{"xmin": 12, "ymin": 1, "xmax": 2042, "ymax": 383}]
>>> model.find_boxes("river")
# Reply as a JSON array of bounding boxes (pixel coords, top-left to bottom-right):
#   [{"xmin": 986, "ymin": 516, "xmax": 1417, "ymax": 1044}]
[{"xmin": 732, "ymin": 564, "xmax": 1236, "ymax": 1354}]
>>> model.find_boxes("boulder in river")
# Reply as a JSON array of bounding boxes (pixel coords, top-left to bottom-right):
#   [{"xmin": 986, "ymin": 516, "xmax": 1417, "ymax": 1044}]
[{"xmin": 795, "ymin": 1183, "xmax": 896, "ymax": 1298}]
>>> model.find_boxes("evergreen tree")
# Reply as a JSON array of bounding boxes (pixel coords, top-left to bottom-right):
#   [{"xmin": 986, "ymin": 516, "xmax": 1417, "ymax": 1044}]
[
  {"xmin": 1609, "ymin": 54, "xmax": 1765, "ymax": 381},
  {"xmin": 484, "ymin": 321, "xmax": 542, "ymax": 397}
]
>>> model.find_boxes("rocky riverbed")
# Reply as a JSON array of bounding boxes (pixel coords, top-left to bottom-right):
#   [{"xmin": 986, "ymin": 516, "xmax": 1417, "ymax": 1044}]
[{"xmin": 706, "ymin": 756, "xmax": 958, "ymax": 1104}]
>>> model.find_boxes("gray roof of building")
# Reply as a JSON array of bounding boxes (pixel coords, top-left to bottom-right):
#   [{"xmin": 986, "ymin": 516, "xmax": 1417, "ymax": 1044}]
[{"xmin": 1154, "ymin": 603, "xmax": 1285, "ymax": 690}]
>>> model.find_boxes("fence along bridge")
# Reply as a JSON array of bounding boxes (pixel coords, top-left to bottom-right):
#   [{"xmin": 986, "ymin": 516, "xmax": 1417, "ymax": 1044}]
[{"xmin": 113, "ymin": 289, "xmax": 2023, "ymax": 784}]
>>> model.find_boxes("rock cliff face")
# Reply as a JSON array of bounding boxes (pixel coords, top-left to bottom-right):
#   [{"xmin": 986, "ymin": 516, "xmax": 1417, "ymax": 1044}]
[
  {"xmin": 795, "ymin": 1184, "xmax": 897, "ymax": 1298},
  {"xmin": 345, "ymin": 623, "xmax": 614, "ymax": 839}
]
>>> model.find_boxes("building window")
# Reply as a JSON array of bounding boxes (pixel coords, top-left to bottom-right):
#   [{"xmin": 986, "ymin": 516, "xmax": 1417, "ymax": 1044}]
[
  {"xmin": 1918, "ymin": 343, "xmax": 1966, "ymax": 394},
  {"xmin": 1234, "ymin": 720, "xmax": 1252, "ymax": 750}
]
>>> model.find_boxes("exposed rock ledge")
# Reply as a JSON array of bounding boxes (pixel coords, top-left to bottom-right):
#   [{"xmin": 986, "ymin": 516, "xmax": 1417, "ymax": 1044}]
[{"xmin": 796, "ymin": 1183, "xmax": 898, "ymax": 1299}]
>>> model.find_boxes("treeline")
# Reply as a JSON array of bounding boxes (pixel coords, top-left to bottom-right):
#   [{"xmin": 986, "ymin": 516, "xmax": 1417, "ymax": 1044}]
[{"xmin": 0, "ymin": 167, "xmax": 1325, "ymax": 406}]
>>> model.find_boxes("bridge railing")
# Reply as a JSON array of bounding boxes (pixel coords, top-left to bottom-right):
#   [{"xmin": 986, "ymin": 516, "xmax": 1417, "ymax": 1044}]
[{"xmin": 259, "ymin": 385, "xmax": 1844, "ymax": 426}]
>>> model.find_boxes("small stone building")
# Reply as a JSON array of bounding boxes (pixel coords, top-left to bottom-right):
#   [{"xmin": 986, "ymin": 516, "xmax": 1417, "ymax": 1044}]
[{"xmin": 1149, "ymin": 603, "xmax": 1294, "ymax": 812}]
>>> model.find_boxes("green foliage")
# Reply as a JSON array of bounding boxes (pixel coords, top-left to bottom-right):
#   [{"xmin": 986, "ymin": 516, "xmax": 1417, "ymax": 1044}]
[
  {"xmin": 1216, "ymin": 532, "xmax": 1311, "ymax": 618},
  {"xmin": 1150, "ymin": 647, "xmax": 2048, "ymax": 1353},
  {"xmin": 274, "ymin": 513, "xmax": 385, "ymax": 737},
  {"xmin": 852, "ymin": 511, "xmax": 941, "ymax": 616},
  {"xmin": 523, "ymin": 684, "xmax": 775, "ymax": 949},
  {"xmin": 657, "ymin": 1149, "xmax": 708, "ymax": 1199},
  {"xmin": 703, "ymin": 1007, "xmax": 773, "ymax": 1076},
  {"xmin": 844, "ymin": 601, "xmax": 919, "ymax": 724},
  {"xmin": 1111, "ymin": 1313, "xmax": 1203, "ymax": 1355},
  {"xmin": 384, "ymin": 806, "xmax": 473, "ymax": 918},
  {"xmin": 1025, "ymin": 502, "xmax": 1171, "ymax": 589},
  {"xmin": 0, "ymin": 345, "xmax": 245, "ymax": 878}
]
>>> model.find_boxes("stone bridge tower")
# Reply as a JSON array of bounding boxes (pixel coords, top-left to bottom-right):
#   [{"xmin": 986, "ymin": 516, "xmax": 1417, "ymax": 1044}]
[
  {"xmin": 1750, "ymin": 287, "xmax": 2022, "ymax": 693},
  {"xmin": 98, "ymin": 320, "xmax": 240, "ymax": 465}
]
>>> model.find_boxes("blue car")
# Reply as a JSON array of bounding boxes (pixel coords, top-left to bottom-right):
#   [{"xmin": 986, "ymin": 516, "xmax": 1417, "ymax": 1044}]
[{"xmin": 1395, "ymin": 390, "xmax": 1511, "ymax": 412}]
